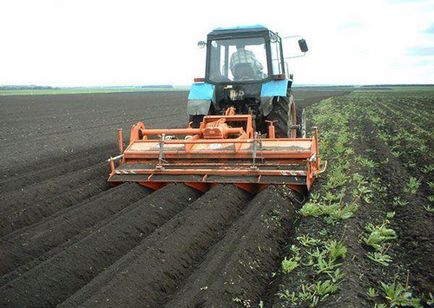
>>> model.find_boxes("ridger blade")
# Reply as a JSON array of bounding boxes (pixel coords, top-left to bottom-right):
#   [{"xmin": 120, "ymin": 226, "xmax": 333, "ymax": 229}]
[{"xmin": 108, "ymin": 114, "xmax": 323, "ymax": 193}]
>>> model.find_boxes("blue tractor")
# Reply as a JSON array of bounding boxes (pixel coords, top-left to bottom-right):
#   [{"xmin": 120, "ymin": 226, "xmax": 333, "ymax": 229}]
[{"xmin": 187, "ymin": 25, "xmax": 308, "ymax": 138}]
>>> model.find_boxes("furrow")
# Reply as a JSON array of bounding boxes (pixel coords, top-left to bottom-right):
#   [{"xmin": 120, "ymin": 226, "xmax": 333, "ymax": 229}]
[
  {"xmin": 0, "ymin": 183, "xmax": 151, "ymax": 279},
  {"xmin": 165, "ymin": 186, "xmax": 302, "ymax": 307},
  {"xmin": 60, "ymin": 185, "xmax": 250, "ymax": 308},
  {"xmin": 0, "ymin": 163, "xmax": 111, "ymax": 236},
  {"xmin": 0, "ymin": 183, "xmax": 200, "ymax": 307}
]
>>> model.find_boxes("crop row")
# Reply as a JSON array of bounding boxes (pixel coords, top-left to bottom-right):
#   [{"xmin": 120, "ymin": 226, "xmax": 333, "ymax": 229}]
[{"xmin": 271, "ymin": 92, "xmax": 433, "ymax": 307}]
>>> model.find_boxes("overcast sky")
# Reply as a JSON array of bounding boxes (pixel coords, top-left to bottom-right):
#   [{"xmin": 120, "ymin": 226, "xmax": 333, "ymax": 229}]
[{"xmin": 1, "ymin": 0, "xmax": 433, "ymax": 86}]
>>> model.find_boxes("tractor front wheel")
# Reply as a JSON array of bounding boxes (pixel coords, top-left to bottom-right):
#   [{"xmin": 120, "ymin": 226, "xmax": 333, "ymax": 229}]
[{"xmin": 267, "ymin": 92, "xmax": 297, "ymax": 138}]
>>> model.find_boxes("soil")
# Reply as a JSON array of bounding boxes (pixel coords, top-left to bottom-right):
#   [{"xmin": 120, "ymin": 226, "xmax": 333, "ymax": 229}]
[
  {"xmin": 165, "ymin": 186, "xmax": 303, "ymax": 307},
  {"xmin": 0, "ymin": 163, "xmax": 110, "ymax": 236},
  {"xmin": 61, "ymin": 185, "xmax": 251, "ymax": 307},
  {"xmin": 0, "ymin": 184, "xmax": 200, "ymax": 307},
  {"xmin": 356, "ymin": 106, "xmax": 434, "ymax": 297},
  {"xmin": 0, "ymin": 183, "xmax": 151, "ymax": 278},
  {"xmin": 269, "ymin": 93, "xmax": 434, "ymax": 307},
  {"xmin": 0, "ymin": 88, "xmax": 383, "ymax": 307}
]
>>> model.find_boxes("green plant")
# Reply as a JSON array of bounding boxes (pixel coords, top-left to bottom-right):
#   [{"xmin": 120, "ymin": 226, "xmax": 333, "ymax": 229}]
[
  {"xmin": 281, "ymin": 256, "xmax": 299, "ymax": 274},
  {"xmin": 392, "ymin": 196, "xmax": 408, "ymax": 207},
  {"xmin": 312, "ymin": 279, "xmax": 338, "ymax": 297},
  {"xmin": 427, "ymin": 292, "xmax": 433, "ymax": 306},
  {"xmin": 367, "ymin": 251, "xmax": 393, "ymax": 266},
  {"xmin": 299, "ymin": 202, "xmax": 323, "ymax": 217},
  {"xmin": 324, "ymin": 166, "xmax": 349, "ymax": 190},
  {"xmin": 367, "ymin": 287, "xmax": 379, "ymax": 298},
  {"xmin": 323, "ymin": 191, "xmax": 345, "ymax": 204},
  {"xmin": 352, "ymin": 172, "xmax": 365, "ymax": 184},
  {"xmin": 406, "ymin": 161, "xmax": 417, "ymax": 169},
  {"xmin": 380, "ymin": 281, "xmax": 421, "ymax": 307},
  {"xmin": 309, "ymin": 247, "xmax": 326, "ymax": 259},
  {"xmin": 298, "ymin": 284, "xmax": 313, "ymax": 302},
  {"xmin": 404, "ymin": 177, "xmax": 420, "ymax": 195},
  {"xmin": 386, "ymin": 211, "xmax": 396, "ymax": 219},
  {"xmin": 277, "ymin": 289, "xmax": 298, "ymax": 303},
  {"xmin": 417, "ymin": 143, "xmax": 427, "ymax": 153},
  {"xmin": 299, "ymin": 194, "xmax": 359, "ymax": 224},
  {"xmin": 356, "ymin": 185, "xmax": 373, "ymax": 204},
  {"xmin": 232, "ymin": 297, "xmax": 251, "ymax": 307},
  {"xmin": 327, "ymin": 268, "xmax": 344, "ymax": 283},
  {"xmin": 355, "ymin": 156, "xmax": 377, "ymax": 169},
  {"xmin": 314, "ymin": 253, "xmax": 340, "ymax": 275},
  {"xmin": 324, "ymin": 203, "xmax": 359, "ymax": 224},
  {"xmin": 289, "ymin": 245, "xmax": 301, "ymax": 255},
  {"xmin": 423, "ymin": 204, "xmax": 434, "ymax": 213},
  {"xmin": 391, "ymin": 150, "xmax": 402, "ymax": 158},
  {"xmin": 297, "ymin": 235, "xmax": 320, "ymax": 247},
  {"xmin": 291, "ymin": 279, "xmax": 340, "ymax": 307},
  {"xmin": 298, "ymin": 284, "xmax": 314, "ymax": 303},
  {"xmin": 362, "ymin": 223, "xmax": 397, "ymax": 251},
  {"xmin": 310, "ymin": 192, "xmax": 321, "ymax": 202},
  {"xmin": 325, "ymin": 240, "xmax": 347, "ymax": 261}
]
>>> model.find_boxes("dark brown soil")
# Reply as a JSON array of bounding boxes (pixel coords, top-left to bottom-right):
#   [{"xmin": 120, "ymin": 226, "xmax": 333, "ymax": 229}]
[
  {"xmin": 0, "ymin": 163, "xmax": 111, "ymax": 236},
  {"xmin": 0, "ymin": 92, "xmax": 188, "ymax": 177},
  {"xmin": 0, "ymin": 89, "xmax": 352, "ymax": 307},
  {"xmin": 0, "ymin": 184, "xmax": 201, "ymax": 307},
  {"xmin": 0, "ymin": 183, "xmax": 151, "ymax": 278},
  {"xmin": 356, "ymin": 111, "xmax": 434, "ymax": 298},
  {"xmin": 60, "ymin": 185, "xmax": 251, "ymax": 307},
  {"xmin": 0, "ymin": 144, "xmax": 114, "ymax": 192},
  {"xmin": 165, "ymin": 186, "xmax": 303, "ymax": 307}
]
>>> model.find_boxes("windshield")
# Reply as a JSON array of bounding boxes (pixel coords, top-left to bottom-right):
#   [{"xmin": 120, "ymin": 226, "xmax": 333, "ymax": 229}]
[{"xmin": 208, "ymin": 37, "xmax": 268, "ymax": 83}]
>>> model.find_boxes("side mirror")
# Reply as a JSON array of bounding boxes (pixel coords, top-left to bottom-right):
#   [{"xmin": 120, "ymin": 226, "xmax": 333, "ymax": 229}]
[
  {"xmin": 298, "ymin": 39, "xmax": 308, "ymax": 53},
  {"xmin": 197, "ymin": 41, "xmax": 206, "ymax": 49}
]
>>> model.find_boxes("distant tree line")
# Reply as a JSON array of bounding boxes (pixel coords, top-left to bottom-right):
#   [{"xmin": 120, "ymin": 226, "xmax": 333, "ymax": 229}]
[
  {"xmin": 361, "ymin": 84, "xmax": 434, "ymax": 87},
  {"xmin": 0, "ymin": 85, "xmax": 59, "ymax": 90},
  {"xmin": 141, "ymin": 85, "xmax": 173, "ymax": 88}
]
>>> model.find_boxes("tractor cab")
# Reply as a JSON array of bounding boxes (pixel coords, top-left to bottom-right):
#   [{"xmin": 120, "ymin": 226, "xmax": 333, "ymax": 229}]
[{"xmin": 204, "ymin": 25, "xmax": 285, "ymax": 84}]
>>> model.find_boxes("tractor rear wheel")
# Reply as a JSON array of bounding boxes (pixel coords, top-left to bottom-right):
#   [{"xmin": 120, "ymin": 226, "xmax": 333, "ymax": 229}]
[
  {"xmin": 188, "ymin": 115, "xmax": 203, "ymax": 128},
  {"xmin": 267, "ymin": 91, "xmax": 297, "ymax": 138}
]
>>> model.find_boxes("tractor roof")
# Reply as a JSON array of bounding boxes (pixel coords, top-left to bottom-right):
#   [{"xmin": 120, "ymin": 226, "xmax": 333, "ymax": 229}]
[
  {"xmin": 212, "ymin": 25, "xmax": 268, "ymax": 31},
  {"xmin": 208, "ymin": 25, "xmax": 270, "ymax": 39}
]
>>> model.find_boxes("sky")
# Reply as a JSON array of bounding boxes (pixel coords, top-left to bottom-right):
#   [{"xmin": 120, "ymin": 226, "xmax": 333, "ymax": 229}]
[{"xmin": 0, "ymin": 0, "xmax": 433, "ymax": 86}]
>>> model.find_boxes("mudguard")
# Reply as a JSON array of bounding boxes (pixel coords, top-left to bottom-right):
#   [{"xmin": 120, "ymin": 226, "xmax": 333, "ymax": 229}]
[
  {"xmin": 260, "ymin": 79, "xmax": 288, "ymax": 97},
  {"xmin": 187, "ymin": 82, "xmax": 215, "ymax": 115},
  {"xmin": 259, "ymin": 80, "xmax": 289, "ymax": 116},
  {"xmin": 187, "ymin": 100, "xmax": 212, "ymax": 115}
]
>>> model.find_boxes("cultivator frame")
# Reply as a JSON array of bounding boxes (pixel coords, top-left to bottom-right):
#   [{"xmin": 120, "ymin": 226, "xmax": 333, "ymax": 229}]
[{"xmin": 108, "ymin": 111, "xmax": 322, "ymax": 193}]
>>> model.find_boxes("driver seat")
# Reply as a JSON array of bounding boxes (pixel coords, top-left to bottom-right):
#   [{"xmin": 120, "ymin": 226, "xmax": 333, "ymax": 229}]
[{"xmin": 232, "ymin": 63, "xmax": 257, "ymax": 81}]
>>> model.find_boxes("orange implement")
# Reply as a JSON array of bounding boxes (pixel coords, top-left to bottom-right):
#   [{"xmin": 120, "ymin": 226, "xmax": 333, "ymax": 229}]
[{"xmin": 108, "ymin": 113, "xmax": 323, "ymax": 193}]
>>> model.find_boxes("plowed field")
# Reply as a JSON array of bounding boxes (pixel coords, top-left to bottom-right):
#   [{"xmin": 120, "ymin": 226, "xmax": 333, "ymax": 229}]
[{"xmin": 1, "ymin": 88, "xmax": 432, "ymax": 307}]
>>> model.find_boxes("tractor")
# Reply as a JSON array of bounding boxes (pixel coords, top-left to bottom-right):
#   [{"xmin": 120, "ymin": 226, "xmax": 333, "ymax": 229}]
[
  {"xmin": 107, "ymin": 25, "xmax": 321, "ymax": 194},
  {"xmin": 187, "ymin": 25, "xmax": 308, "ymax": 138}
]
